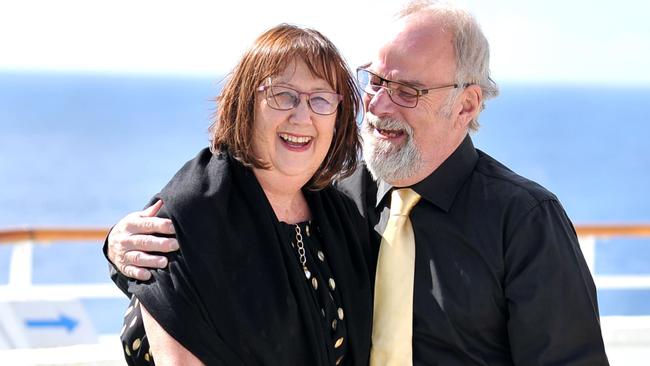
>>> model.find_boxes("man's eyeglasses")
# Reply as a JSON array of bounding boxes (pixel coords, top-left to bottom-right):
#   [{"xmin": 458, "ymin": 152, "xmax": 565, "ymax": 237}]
[
  {"xmin": 356, "ymin": 66, "xmax": 469, "ymax": 108},
  {"xmin": 257, "ymin": 85, "xmax": 342, "ymax": 115}
]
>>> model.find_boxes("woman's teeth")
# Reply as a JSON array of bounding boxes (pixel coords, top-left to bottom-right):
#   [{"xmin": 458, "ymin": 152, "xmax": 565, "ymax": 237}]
[{"xmin": 279, "ymin": 133, "xmax": 312, "ymax": 144}]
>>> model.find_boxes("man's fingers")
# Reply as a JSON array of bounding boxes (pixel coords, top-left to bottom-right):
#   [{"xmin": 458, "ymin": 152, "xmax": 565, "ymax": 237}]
[
  {"xmin": 124, "ymin": 216, "xmax": 176, "ymax": 236},
  {"xmin": 124, "ymin": 251, "xmax": 169, "ymax": 269},
  {"xmin": 114, "ymin": 200, "xmax": 176, "ymax": 236},
  {"xmin": 122, "ymin": 265, "xmax": 152, "ymax": 281},
  {"xmin": 108, "ymin": 233, "xmax": 177, "ymax": 269},
  {"xmin": 141, "ymin": 199, "xmax": 164, "ymax": 217},
  {"xmin": 124, "ymin": 234, "xmax": 179, "ymax": 253},
  {"xmin": 107, "ymin": 200, "xmax": 179, "ymax": 279}
]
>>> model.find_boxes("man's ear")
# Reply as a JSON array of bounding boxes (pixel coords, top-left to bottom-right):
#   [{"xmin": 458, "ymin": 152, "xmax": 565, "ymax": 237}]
[{"xmin": 455, "ymin": 84, "xmax": 482, "ymax": 129}]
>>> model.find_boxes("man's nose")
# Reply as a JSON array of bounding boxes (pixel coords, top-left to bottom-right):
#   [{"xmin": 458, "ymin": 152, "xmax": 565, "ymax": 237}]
[{"xmin": 367, "ymin": 87, "xmax": 397, "ymax": 117}]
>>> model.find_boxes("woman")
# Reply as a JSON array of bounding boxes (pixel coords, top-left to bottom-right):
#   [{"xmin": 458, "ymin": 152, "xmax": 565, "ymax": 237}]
[{"xmin": 119, "ymin": 24, "xmax": 372, "ymax": 365}]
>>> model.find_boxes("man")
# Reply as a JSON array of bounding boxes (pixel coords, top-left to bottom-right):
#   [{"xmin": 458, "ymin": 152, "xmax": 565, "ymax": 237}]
[{"xmin": 106, "ymin": 1, "xmax": 609, "ymax": 364}]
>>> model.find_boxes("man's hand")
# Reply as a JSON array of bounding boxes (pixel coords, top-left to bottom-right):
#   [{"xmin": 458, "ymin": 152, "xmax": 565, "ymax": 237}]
[{"xmin": 107, "ymin": 200, "xmax": 179, "ymax": 281}]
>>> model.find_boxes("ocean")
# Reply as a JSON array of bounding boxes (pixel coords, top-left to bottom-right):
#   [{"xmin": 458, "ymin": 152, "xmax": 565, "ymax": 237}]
[{"xmin": 1, "ymin": 72, "xmax": 649, "ymax": 334}]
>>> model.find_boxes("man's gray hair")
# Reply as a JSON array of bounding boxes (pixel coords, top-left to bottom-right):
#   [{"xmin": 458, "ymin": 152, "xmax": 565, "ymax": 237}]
[{"xmin": 397, "ymin": 0, "xmax": 499, "ymax": 131}]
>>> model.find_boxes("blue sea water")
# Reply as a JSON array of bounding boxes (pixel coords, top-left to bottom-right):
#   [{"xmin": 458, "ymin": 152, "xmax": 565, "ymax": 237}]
[{"xmin": 1, "ymin": 72, "xmax": 649, "ymax": 334}]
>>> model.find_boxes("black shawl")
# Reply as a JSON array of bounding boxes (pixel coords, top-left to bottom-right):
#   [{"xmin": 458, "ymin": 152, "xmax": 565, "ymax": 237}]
[{"xmin": 127, "ymin": 148, "xmax": 372, "ymax": 365}]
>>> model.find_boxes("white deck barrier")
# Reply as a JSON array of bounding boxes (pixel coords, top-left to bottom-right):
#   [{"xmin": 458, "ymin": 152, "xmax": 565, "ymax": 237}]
[
  {"xmin": 0, "ymin": 226, "xmax": 649, "ymax": 365},
  {"xmin": 576, "ymin": 225, "xmax": 650, "ymax": 365}
]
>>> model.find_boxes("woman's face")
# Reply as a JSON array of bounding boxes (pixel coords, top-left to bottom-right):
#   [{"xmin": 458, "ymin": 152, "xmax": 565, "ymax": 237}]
[{"xmin": 252, "ymin": 59, "xmax": 338, "ymax": 184}]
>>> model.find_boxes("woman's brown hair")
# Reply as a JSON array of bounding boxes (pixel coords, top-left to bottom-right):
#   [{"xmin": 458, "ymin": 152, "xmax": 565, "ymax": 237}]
[{"xmin": 210, "ymin": 23, "xmax": 361, "ymax": 190}]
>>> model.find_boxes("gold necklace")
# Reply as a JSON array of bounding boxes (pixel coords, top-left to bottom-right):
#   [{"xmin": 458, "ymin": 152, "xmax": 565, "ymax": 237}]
[{"xmin": 294, "ymin": 224, "xmax": 311, "ymax": 279}]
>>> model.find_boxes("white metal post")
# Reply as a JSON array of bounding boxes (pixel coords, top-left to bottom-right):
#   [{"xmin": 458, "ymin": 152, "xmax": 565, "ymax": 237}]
[{"xmin": 8, "ymin": 242, "xmax": 34, "ymax": 288}]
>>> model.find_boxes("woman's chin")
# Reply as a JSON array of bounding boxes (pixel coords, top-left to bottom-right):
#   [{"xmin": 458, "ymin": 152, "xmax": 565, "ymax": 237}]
[
  {"xmin": 276, "ymin": 165, "xmax": 319, "ymax": 182},
  {"xmin": 255, "ymin": 163, "xmax": 319, "ymax": 186}
]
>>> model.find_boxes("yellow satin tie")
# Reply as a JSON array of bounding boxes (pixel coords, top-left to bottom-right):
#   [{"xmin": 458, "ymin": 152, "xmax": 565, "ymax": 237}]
[{"xmin": 371, "ymin": 188, "xmax": 421, "ymax": 366}]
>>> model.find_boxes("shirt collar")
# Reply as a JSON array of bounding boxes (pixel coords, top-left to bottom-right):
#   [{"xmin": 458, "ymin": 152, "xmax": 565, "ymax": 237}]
[{"xmin": 376, "ymin": 134, "xmax": 478, "ymax": 212}]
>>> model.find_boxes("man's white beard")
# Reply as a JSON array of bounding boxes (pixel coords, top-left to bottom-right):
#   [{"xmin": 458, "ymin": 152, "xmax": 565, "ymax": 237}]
[{"xmin": 361, "ymin": 112, "xmax": 422, "ymax": 183}]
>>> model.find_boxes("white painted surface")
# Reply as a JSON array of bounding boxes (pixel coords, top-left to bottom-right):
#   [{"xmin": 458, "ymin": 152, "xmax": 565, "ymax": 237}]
[{"xmin": 3, "ymin": 300, "xmax": 97, "ymax": 348}]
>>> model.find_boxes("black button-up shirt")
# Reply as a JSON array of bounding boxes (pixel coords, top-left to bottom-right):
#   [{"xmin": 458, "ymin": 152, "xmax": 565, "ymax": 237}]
[{"xmin": 338, "ymin": 135, "xmax": 609, "ymax": 365}]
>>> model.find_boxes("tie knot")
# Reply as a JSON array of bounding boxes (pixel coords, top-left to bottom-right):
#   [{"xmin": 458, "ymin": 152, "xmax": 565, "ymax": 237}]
[{"xmin": 389, "ymin": 188, "xmax": 421, "ymax": 216}]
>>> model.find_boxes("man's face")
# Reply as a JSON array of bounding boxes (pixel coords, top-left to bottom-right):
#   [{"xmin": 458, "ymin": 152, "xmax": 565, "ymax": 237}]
[{"xmin": 361, "ymin": 16, "xmax": 469, "ymax": 187}]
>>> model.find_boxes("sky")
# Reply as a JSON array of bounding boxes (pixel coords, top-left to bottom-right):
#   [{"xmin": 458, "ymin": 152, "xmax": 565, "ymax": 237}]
[{"xmin": 0, "ymin": 0, "xmax": 649, "ymax": 85}]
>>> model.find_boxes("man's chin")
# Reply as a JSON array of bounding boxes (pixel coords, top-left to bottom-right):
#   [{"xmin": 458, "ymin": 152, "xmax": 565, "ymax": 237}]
[
  {"xmin": 363, "ymin": 142, "xmax": 421, "ymax": 183},
  {"xmin": 364, "ymin": 150, "xmax": 399, "ymax": 182},
  {"xmin": 363, "ymin": 136, "xmax": 401, "ymax": 155},
  {"xmin": 366, "ymin": 157, "xmax": 408, "ymax": 183}
]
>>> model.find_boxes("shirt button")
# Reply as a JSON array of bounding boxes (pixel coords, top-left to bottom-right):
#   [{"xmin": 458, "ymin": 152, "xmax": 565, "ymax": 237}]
[
  {"xmin": 318, "ymin": 251, "xmax": 325, "ymax": 261},
  {"xmin": 332, "ymin": 319, "xmax": 337, "ymax": 331},
  {"xmin": 334, "ymin": 337, "xmax": 344, "ymax": 348},
  {"xmin": 328, "ymin": 278, "xmax": 336, "ymax": 290},
  {"xmin": 337, "ymin": 307, "xmax": 344, "ymax": 320},
  {"xmin": 336, "ymin": 355, "xmax": 344, "ymax": 365},
  {"xmin": 312, "ymin": 277, "xmax": 318, "ymax": 290}
]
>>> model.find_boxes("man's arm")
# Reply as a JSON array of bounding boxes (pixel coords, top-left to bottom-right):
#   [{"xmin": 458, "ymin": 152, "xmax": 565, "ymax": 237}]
[
  {"xmin": 504, "ymin": 199, "xmax": 609, "ymax": 365},
  {"xmin": 104, "ymin": 200, "xmax": 179, "ymax": 282}
]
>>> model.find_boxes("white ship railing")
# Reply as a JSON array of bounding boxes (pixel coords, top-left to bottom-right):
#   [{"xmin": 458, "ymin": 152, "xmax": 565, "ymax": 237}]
[
  {"xmin": 575, "ymin": 224, "xmax": 650, "ymax": 365},
  {"xmin": 0, "ymin": 228, "xmax": 122, "ymax": 301},
  {"xmin": 0, "ymin": 225, "xmax": 649, "ymax": 365},
  {"xmin": 576, "ymin": 224, "xmax": 650, "ymax": 289},
  {"xmin": 0, "ymin": 228, "xmax": 124, "ymax": 365}
]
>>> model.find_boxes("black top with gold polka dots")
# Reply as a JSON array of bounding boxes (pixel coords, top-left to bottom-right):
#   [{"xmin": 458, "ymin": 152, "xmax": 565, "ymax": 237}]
[
  {"xmin": 283, "ymin": 220, "xmax": 348, "ymax": 366},
  {"xmin": 120, "ymin": 220, "xmax": 350, "ymax": 366},
  {"xmin": 121, "ymin": 297, "xmax": 152, "ymax": 365}
]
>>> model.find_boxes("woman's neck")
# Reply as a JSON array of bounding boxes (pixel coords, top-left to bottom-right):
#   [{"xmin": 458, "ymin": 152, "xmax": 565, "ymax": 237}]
[{"xmin": 254, "ymin": 168, "xmax": 311, "ymax": 224}]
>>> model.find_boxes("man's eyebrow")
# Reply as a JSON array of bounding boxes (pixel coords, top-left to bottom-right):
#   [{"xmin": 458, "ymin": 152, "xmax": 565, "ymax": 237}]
[
  {"xmin": 398, "ymin": 78, "xmax": 426, "ymax": 88},
  {"xmin": 385, "ymin": 75, "xmax": 425, "ymax": 88},
  {"xmin": 366, "ymin": 67, "xmax": 424, "ymax": 88}
]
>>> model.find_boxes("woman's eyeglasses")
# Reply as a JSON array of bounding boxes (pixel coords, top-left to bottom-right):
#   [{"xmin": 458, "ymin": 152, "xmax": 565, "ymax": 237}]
[{"xmin": 257, "ymin": 85, "xmax": 342, "ymax": 115}]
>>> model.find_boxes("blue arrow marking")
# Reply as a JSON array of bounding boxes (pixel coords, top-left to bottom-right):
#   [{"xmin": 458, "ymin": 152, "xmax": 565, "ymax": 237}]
[{"xmin": 25, "ymin": 314, "xmax": 79, "ymax": 333}]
